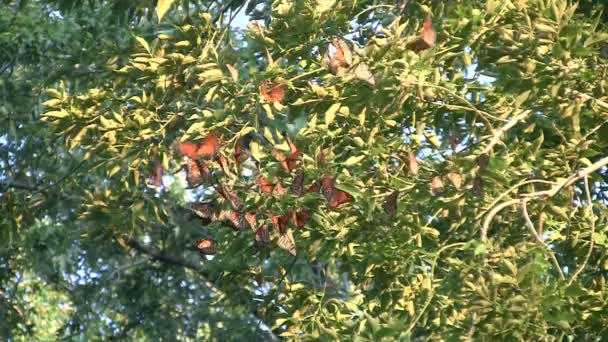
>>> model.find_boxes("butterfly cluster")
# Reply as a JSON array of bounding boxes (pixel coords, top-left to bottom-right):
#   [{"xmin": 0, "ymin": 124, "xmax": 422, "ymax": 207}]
[
  {"xmin": 172, "ymin": 18, "xmax": 439, "ymax": 257},
  {"xmin": 175, "ymin": 132, "xmax": 354, "ymax": 257}
]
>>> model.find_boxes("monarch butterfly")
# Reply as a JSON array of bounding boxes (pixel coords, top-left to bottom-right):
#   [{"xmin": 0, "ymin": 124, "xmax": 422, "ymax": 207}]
[
  {"xmin": 407, "ymin": 152, "xmax": 419, "ymax": 176},
  {"xmin": 321, "ymin": 176, "xmax": 353, "ymax": 209},
  {"xmin": 327, "ymin": 190, "xmax": 352, "ymax": 209},
  {"xmin": 383, "ymin": 190, "xmax": 399, "ymax": 216},
  {"xmin": 270, "ymin": 214, "xmax": 290, "ymax": 234},
  {"xmin": 291, "ymin": 169, "xmax": 305, "ymax": 195},
  {"xmin": 244, "ymin": 212, "xmax": 258, "ymax": 231},
  {"xmin": 274, "ymin": 182, "xmax": 287, "ymax": 195},
  {"xmin": 217, "ymin": 210, "xmax": 250, "ymax": 231},
  {"xmin": 450, "ymin": 132, "xmax": 458, "ymax": 152},
  {"xmin": 177, "ymin": 134, "xmax": 220, "ymax": 159},
  {"xmin": 430, "ymin": 176, "xmax": 444, "ymax": 195},
  {"xmin": 473, "ymin": 175, "xmax": 484, "ymax": 198},
  {"xmin": 328, "ymin": 39, "xmax": 352, "ymax": 75},
  {"xmin": 291, "ymin": 209, "xmax": 310, "ymax": 229},
  {"xmin": 147, "ymin": 160, "xmax": 163, "ymax": 187},
  {"xmin": 217, "ymin": 152, "xmax": 231, "ymax": 175},
  {"xmin": 277, "ymin": 231, "xmax": 297, "ymax": 256},
  {"xmin": 477, "ymin": 153, "xmax": 489, "ymax": 171},
  {"xmin": 447, "ymin": 171, "xmax": 462, "ymax": 190},
  {"xmin": 406, "ymin": 17, "xmax": 436, "ymax": 52},
  {"xmin": 257, "ymin": 176, "xmax": 275, "ymax": 193},
  {"xmin": 234, "ymin": 143, "xmax": 244, "ymax": 168},
  {"xmin": 274, "ymin": 136, "xmax": 299, "ymax": 172},
  {"xmin": 185, "ymin": 158, "xmax": 210, "ymax": 187},
  {"xmin": 307, "ymin": 179, "xmax": 322, "ymax": 194},
  {"xmin": 191, "ymin": 202, "xmax": 218, "ymax": 221},
  {"xmin": 225, "ymin": 64, "xmax": 239, "ymax": 82},
  {"xmin": 216, "ymin": 184, "xmax": 242, "ymax": 210},
  {"xmin": 193, "ymin": 238, "xmax": 217, "ymax": 255},
  {"xmin": 254, "ymin": 224, "xmax": 271, "ymax": 248},
  {"xmin": 259, "ymin": 81, "xmax": 286, "ymax": 103},
  {"xmin": 352, "ymin": 62, "xmax": 376, "ymax": 86}
]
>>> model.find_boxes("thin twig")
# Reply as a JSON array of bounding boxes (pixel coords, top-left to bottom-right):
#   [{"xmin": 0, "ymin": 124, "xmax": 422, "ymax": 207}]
[
  {"xmin": 405, "ymin": 243, "xmax": 466, "ymax": 334},
  {"xmin": 521, "ymin": 199, "xmax": 565, "ymax": 280},
  {"xmin": 38, "ymin": 159, "xmax": 87, "ymax": 192},
  {"xmin": 254, "ymin": 256, "xmax": 298, "ymax": 336},
  {"xmin": 481, "ymin": 198, "xmax": 520, "ymax": 243},
  {"xmin": 481, "ymin": 110, "xmax": 531, "ymax": 155},
  {"xmin": 476, "ymin": 179, "xmax": 558, "ymax": 221},
  {"xmin": 481, "ymin": 156, "xmax": 608, "ymax": 243},
  {"xmin": 568, "ymin": 89, "xmax": 608, "ymax": 111},
  {"xmin": 567, "ymin": 172, "xmax": 596, "ymax": 285},
  {"xmin": 123, "ymin": 236, "xmax": 279, "ymax": 341}
]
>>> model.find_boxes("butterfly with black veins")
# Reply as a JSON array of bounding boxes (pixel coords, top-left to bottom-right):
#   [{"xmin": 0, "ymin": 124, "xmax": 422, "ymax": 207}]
[
  {"xmin": 192, "ymin": 238, "xmax": 217, "ymax": 256},
  {"xmin": 277, "ymin": 230, "xmax": 297, "ymax": 256}
]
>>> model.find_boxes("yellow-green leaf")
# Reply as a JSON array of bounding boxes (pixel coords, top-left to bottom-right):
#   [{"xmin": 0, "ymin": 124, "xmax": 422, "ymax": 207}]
[
  {"xmin": 325, "ymin": 102, "xmax": 341, "ymax": 126},
  {"xmin": 249, "ymin": 141, "xmax": 266, "ymax": 160},
  {"xmin": 135, "ymin": 36, "xmax": 151, "ymax": 54},
  {"xmin": 156, "ymin": 0, "xmax": 174, "ymax": 22},
  {"xmin": 43, "ymin": 109, "xmax": 70, "ymax": 119},
  {"xmin": 344, "ymin": 155, "xmax": 365, "ymax": 166},
  {"xmin": 199, "ymin": 69, "xmax": 224, "ymax": 82}
]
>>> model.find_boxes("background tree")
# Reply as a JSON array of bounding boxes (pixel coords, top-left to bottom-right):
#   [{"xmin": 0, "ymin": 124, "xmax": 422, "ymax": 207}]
[{"xmin": 2, "ymin": 0, "xmax": 608, "ymax": 340}]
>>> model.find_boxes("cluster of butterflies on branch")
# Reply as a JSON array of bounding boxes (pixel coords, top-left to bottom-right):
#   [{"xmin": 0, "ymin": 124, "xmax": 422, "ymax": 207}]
[
  {"xmin": 148, "ymin": 18, "xmax": 438, "ymax": 257},
  {"xmin": 172, "ymin": 132, "xmax": 355, "ymax": 257},
  {"xmin": 251, "ymin": 17, "xmax": 436, "ymax": 104}
]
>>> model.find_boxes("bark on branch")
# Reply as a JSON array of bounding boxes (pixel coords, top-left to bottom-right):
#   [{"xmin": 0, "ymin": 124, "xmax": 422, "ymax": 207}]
[
  {"xmin": 121, "ymin": 236, "xmax": 279, "ymax": 341},
  {"xmin": 481, "ymin": 156, "xmax": 608, "ymax": 243}
]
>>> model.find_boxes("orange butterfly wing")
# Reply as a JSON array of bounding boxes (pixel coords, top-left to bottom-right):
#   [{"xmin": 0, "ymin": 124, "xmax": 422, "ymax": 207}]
[
  {"xmin": 274, "ymin": 182, "xmax": 287, "ymax": 195},
  {"xmin": 257, "ymin": 176, "xmax": 275, "ymax": 193},
  {"xmin": 235, "ymin": 143, "xmax": 244, "ymax": 168},
  {"xmin": 270, "ymin": 214, "xmax": 290, "ymax": 234},
  {"xmin": 186, "ymin": 158, "xmax": 208, "ymax": 187},
  {"xmin": 328, "ymin": 190, "xmax": 352, "ymax": 209},
  {"xmin": 217, "ymin": 153, "xmax": 230, "ymax": 175},
  {"xmin": 292, "ymin": 209, "xmax": 310, "ymax": 228},
  {"xmin": 277, "ymin": 232, "xmax": 296, "ymax": 256},
  {"xmin": 307, "ymin": 179, "xmax": 322, "ymax": 193},
  {"xmin": 260, "ymin": 82, "xmax": 286, "ymax": 103},
  {"xmin": 407, "ymin": 17, "xmax": 436, "ymax": 52},
  {"xmin": 177, "ymin": 142, "xmax": 200, "ymax": 158},
  {"xmin": 196, "ymin": 134, "xmax": 220, "ymax": 158},
  {"xmin": 286, "ymin": 137, "xmax": 299, "ymax": 171},
  {"xmin": 255, "ymin": 224, "xmax": 271, "ymax": 248},
  {"xmin": 194, "ymin": 238, "xmax": 217, "ymax": 255},
  {"xmin": 244, "ymin": 212, "xmax": 257, "ymax": 231}
]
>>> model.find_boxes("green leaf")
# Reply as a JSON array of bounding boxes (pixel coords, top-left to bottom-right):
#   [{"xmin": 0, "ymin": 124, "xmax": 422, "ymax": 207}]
[{"xmin": 156, "ymin": 0, "xmax": 174, "ymax": 22}]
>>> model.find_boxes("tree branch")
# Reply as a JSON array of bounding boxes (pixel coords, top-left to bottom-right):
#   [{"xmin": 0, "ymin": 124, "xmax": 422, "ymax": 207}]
[
  {"xmin": 481, "ymin": 110, "xmax": 531, "ymax": 155},
  {"xmin": 121, "ymin": 236, "xmax": 279, "ymax": 341},
  {"xmin": 567, "ymin": 172, "xmax": 596, "ymax": 285},
  {"xmin": 568, "ymin": 89, "xmax": 608, "ymax": 111},
  {"xmin": 521, "ymin": 199, "xmax": 565, "ymax": 280},
  {"xmin": 0, "ymin": 180, "xmax": 40, "ymax": 192},
  {"xmin": 481, "ymin": 156, "xmax": 608, "ymax": 243}
]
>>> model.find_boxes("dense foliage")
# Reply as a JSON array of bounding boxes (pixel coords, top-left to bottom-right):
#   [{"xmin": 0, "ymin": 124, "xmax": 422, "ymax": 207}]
[{"xmin": 2, "ymin": 0, "xmax": 608, "ymax": 340}]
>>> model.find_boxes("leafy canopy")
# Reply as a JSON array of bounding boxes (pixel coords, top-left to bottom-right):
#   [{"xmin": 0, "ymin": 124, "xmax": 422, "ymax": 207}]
[{"xmin": 2, "ymin": 0, "xmax": 608, "ymax": 340}]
